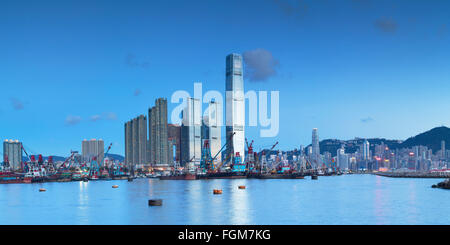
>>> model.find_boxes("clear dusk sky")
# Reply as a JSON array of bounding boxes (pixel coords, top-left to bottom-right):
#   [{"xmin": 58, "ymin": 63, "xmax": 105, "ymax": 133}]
[{"xmin": 1, "ymin": 0, "xmax": 450, "ymax": 157}]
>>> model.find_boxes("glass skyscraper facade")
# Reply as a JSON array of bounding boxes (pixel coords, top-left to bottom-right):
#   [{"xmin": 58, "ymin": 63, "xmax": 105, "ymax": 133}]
[
  {"xmin": 181, "ymin": 97, "xmax": 202, "ymax": 168},
  {"xmin": 225, "ymin": 53, "xmax": 245, "ymax": 163}
]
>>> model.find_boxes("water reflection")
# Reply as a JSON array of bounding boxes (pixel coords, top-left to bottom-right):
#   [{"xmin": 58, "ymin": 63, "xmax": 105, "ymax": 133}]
[
  {"xmin": 186, "ymin": 180, "xmax": 204, "ymax": 224},
  {"xmin": 406, "ymin": 180, "xmax": 417, "ymax": 224},
  {"xmin": 77, "ymin": 181, "xmax": 89, "ymax": 224},
  {"xmin": 230, "ymin": 179, "xmax": 249, "ymax": 224},
  {"xmin": 374, "ymin": 176, "xmax": 387, "ymax": 225},
  {"xmin": 0, "ymin": 175, "xmax": 448, "ymax": 224}
]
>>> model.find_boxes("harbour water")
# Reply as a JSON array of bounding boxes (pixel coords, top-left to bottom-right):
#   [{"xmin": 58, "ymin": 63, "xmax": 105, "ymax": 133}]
[{"xmin": 0, "ymin": 174, "xmax": 449, "ymax": 225}]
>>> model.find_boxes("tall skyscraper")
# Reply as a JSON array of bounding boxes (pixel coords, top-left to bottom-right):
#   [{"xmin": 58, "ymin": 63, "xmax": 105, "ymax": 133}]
[
  {"xmin": 82, "ymin": 139, "xmax": 104, "ymax": 163},
  {"xmin": 3, "ymin": 139, "xmax": 23, "ymax": 171},
  {"xmin": 124, "ymin": 121, "xmax": 132, "ymax": 165},
  {"xmin": 312, "ymin": 128, "xmax": 320, "ymax": 163},
  {"xmin": 363, "ymin": 139, "xmax": 370, "ymax": 160},
  {"xmin": 137, "ymin": 115, "xmax": 147, "ymax": 166},
  {"xmin": 124, "ymin": 115, "xmax": 147, "ymax": 167},
  {"xmin": 441, "ymin": 140, "xmax": 446, "ymax": 159},
  {"xmin": 337, "ymin": 147, "xmax": 349, "ymax": 170},
  {"xmin": 132, "ymin": 117, "xmax": 139, "ymax": 166},
  {"xmin": 181, "ymin": 97, "xmax": 201, "ymax": 167},
  {"xmin": 225, "ymin": 53, "xmax": 245, "ymax": 163},
  {"xmin": 148, "ymin": 98, "xmax": 169, "ymax": 165}
]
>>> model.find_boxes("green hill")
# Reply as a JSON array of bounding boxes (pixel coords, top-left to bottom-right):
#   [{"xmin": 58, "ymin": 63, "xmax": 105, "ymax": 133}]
[{"xmin": 398, "ymin": 126, "xmax": 450, "ymax": 152}]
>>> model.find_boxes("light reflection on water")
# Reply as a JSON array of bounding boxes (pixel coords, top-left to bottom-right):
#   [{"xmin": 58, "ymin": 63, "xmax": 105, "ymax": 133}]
[{"xmin": 0, "ymin": 174, "xmax": 449, "ymax": 225}]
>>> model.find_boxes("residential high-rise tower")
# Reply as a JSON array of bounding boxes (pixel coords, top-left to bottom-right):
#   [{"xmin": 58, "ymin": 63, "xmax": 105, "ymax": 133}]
[
  {"xmin": 124, "ymin": 115, "xmax": 147, "ymax": 167},
  {"xmin": 3, "ymin": 139, "xmax": 23, "ymax": 171},
  {"xmin": 148, "ymin": 98, "xmax": 169, "ymax": 165}
]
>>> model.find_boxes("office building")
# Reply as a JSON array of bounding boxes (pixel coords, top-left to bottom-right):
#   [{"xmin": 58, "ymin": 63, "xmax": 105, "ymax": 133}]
[
  {"xmin": 363, "ymin": 139, "xmax": 370, "ymax": 160},
  {"xmin": 337, "ymin": 147, "xmax": 349, "ymax": 170},
  {"xmin": 181, "ymin": 97, "xmax": 202, "ymax": 167},
  {"xmin": 312, "ymin": 128, "xmax": 320, "ymax": 163},
  {"xmin": 225, "ymin": 53, "xmax": 245, "ymax": 163}
]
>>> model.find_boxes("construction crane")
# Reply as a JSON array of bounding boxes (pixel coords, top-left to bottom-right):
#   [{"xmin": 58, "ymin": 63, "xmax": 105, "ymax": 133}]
[
  {"xmin": 185, "ymin": 156, "xmax": 196, "ymax": 173},
  {"xmin": 305, "ymin": 157, "xmax": 319, "ymax": 176},
  {"xmin": 210, "ymin": 132, "xmax": 235, "ymax": 173},
  {"xmin": 90, "ymin": 143, "xmax": 112, "ymax": 179},
  {"xmin": 262, "ymin": 141, "xmax": 278, "ymax": 173},
  {"xmin": 245, "ymin": 138, "xmax": 255, "ymax": 172},
  {"xmin": 200, "ymin": 140, "xmax": 213, "ymax": 171},
  {"xmin": 100, "ymin": 144, "xmax": 113, "ymax": 178},
  {"xmin": 57, "ymin": 152, "xmax": 76, "ymax": 172},
  {"xmin": 21, "ymin": 145, "xmax": 33, "ymax": 172}
]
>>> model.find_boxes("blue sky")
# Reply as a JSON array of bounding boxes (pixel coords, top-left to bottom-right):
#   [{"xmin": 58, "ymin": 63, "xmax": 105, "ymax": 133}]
[{"xmin": 1, "ymin": 0, "xmax": 450, "ymax": 156}]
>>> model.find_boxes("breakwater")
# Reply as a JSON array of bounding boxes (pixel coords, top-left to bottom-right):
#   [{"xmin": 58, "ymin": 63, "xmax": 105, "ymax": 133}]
[{"xmin": 374, "ymin": 171, "xmax": 450, "ymax": 178}]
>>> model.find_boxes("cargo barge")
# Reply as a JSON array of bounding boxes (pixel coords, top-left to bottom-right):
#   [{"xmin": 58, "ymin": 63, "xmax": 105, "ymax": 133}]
[
  {"xmin": 159, "ymin": 173, "xmax": 197, "ymax": 180},
  {"xmin": 247, "ymin": 173, "xmax": 305, "ymax": 179},
  {"xmin": 0, "ymin": 175, "xmax": 32, "ymax": 184},
  {"xmin": 204, "ymin": 171, "xmax": 247, "ymax": 179}
]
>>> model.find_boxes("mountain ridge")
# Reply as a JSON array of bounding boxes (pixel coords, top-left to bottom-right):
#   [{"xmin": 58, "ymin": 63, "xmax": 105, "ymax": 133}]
[{"xmin": 308, "ymin": 126, "xmax": 450, "ymax": 157}]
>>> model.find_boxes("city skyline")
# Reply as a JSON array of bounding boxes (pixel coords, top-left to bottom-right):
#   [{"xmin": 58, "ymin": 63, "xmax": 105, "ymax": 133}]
[{"xmin": 1, "ymin": 0, "xmax": 450, "ymax": 156}]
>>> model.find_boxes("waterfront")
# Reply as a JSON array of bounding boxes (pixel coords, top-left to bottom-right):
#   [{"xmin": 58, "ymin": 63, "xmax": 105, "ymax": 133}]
[{"xmin": 0, "ymin": 174, "xmax": 449, "ymax": 225}]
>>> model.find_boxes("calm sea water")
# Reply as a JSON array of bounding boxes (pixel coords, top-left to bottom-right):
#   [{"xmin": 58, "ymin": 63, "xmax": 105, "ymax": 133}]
[{"xmin": 0, "ymin": 174, "xmax": 449, "ymax": 225}]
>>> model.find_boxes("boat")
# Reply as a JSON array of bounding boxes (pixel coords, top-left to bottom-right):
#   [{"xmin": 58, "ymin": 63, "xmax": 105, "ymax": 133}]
[
  {"xmin": 205, "ymin": 152, "xmax": 247, "ymax": 179},
  {"xmin": 247, "ymin": 172, "xmax": 305, "ymax": 179},
  {"xmin": 148, "ymin": 173, "xmax": 161, "ymax": 178},
  {"xmin": 24, "ymin": 166, "xmax": 47, "ymax": 183},
  {"xmin": 99, "ymin": 168, "xmax": 111, "ymax": 180},
  {"xmin": 71, "ymin": 169, "xmax": 83, "ymax": 181},
  {"xmin": 112, "ymin": 175, "xmax": 129, "ymax": 180},
  {"xmin": 205, "ymin": 171, "xmax": 247, "ymax": 179},
  {"xmin": 0, "ymin": 172, "xmax": 32, "ymax": 184},
  {"xmin": 89, "ymin": 175, "xmax": 99, "ymax": 180},
  {"xmin": 159, "ymin": 172, "xmax": 197, "ymax": 180}
]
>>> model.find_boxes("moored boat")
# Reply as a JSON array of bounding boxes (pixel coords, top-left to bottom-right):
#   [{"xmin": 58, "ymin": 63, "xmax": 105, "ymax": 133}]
[
  {"xmin": 205, "ymin": 171, "xmax": 247, "ymax": 179},
  {"xmin": 159, "ymin": 173, "xmax": 197, "ymax": 180}
]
